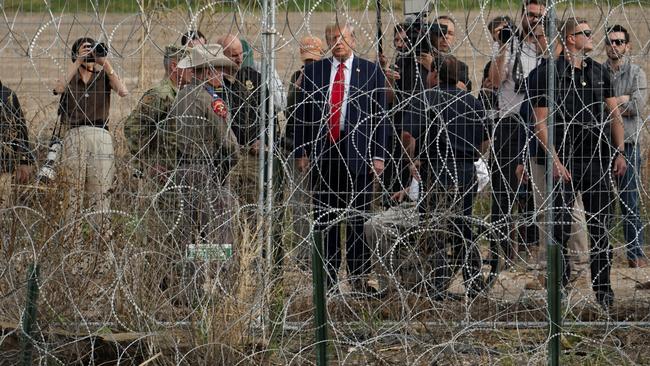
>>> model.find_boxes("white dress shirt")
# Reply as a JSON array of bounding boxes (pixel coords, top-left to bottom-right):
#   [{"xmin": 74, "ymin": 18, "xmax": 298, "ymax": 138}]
[{"xmin": 328, "ymin": 54, "xmax": 354, "ymax": 132}]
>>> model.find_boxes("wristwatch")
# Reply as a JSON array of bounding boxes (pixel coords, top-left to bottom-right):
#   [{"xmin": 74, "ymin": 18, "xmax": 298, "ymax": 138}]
[{"xmin": 615, "ymin": 149, "xmax": 625, "ymax": 159}]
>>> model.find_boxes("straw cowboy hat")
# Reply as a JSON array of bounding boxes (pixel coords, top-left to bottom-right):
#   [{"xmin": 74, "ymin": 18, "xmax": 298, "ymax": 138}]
[{"xmin": 177, "ymin": 44, "xmax": 236, "ymax": 69}]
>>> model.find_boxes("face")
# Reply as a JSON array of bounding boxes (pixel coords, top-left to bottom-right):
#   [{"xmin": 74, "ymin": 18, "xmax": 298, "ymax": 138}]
[
  {"xmin": 605, "ymin": 31, "xmax": 629, "ymax": 60},
  {"xmin": 223, "ymin": 39, "xmax": 244, "ymax": 68},
  {"xmin": 435, "ymin": 19, "xmax": 455, "ymax": 53},
  {"xmin": 394, "ymin": 30, "xmax": 407, "ymax": 51},
  {"xmin": 522, "ymin": 3, "xmax": 545, "ymax": 33},
  {"xmin": 330, "ymin": 26, "xmax": 355, "ymax": 61},
  {"xmin": 568, "ymin": 22, "xmax": 593, "ymax": 53},
  {"xmin": 426, "ymin": 68, "xmax": 438, "ymax": 88},
  {"xmin": 533, "ymin": 27, "xmax": 548, "ymax": 55},
  {"xmin": 180, "ymin": 67, "xmax": 194, "ymax": 85}
]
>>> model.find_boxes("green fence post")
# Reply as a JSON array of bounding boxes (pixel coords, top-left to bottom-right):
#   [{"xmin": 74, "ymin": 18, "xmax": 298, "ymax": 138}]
[
  {"xmin": 311, "ymin": 231, "xmax": 327, "ymax": 365},
  {"xmin": 21, "ymin": 263, "xmax": 40, "ymax": 366},
  {"xmin": 545, "ymin": 4, "xmax": 561, "ymax": 365}
]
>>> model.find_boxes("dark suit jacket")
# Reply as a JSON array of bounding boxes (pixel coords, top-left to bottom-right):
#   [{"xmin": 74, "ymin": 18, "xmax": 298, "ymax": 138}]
[{"xmin": 294, "ymin": 55, "xmax": 389, "ymax": 175}]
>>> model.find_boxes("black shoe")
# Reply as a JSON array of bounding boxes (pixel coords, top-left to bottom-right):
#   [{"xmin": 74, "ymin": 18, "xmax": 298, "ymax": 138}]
[
  {"xmin": 596, "ymin": 290, "xmax": 614, "ymax": 310},
  {"xmin": 350, "ymin": 280, "xmax": 384, "ymax": 299}
]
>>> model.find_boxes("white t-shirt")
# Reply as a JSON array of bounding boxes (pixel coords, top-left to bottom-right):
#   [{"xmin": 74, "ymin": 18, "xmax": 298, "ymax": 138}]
[{"xmin": 495, "ymin": 39, "xmax": 539, "ymax": 117}]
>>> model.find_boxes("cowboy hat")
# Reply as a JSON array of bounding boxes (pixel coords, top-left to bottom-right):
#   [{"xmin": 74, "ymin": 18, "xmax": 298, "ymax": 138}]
[{"xmin": 177, "ymin": 44, "xmax": 236, "ymax": 69}]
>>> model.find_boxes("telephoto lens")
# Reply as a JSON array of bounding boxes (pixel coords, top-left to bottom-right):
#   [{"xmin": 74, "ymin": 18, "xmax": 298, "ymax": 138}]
[{"xmin": 36, "ymin": 138, "xmax": 62, "ymax": 183}]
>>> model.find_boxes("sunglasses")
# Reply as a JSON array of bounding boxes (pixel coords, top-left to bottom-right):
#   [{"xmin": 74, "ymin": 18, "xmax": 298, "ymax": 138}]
[
  {"xmin": 526, "ymin": 12, "xmax": 543, "ymax": 19},
  {"xmin": 606, "ymin": 38, "xmax": 627, "ymax": 46},
  {"xmin": 571, "ymin": 30, "xmax": 593, "ymax": 38}
]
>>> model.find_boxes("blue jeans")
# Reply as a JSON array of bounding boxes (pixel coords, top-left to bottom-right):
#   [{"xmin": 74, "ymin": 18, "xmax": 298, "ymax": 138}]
[{"xmin": 619, "ymin": 143, "xmax": 646, "ymax": 260}]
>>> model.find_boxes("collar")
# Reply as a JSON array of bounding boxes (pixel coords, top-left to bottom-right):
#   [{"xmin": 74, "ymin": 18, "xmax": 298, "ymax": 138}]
[
  {"xmin": 605, "ymin": 58, "xmax": 630, "ymax": 74},
  {"xmin": 332, "ymin": 53, "xmax": 354, "ymax": 71}
]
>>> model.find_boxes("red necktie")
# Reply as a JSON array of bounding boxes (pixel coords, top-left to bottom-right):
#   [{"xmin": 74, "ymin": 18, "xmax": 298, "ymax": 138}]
[{"xmin": 329, "ymin": 62, "xmax": 345, "ymax": 143}]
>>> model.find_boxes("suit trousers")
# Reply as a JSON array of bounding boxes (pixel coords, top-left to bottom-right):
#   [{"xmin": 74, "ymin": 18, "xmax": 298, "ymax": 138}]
[
  {"xmin": 311, "ymin": 140, "xmax": 372, "ymax": 286},
  {"xmin": 490, "ymin": 158, "xmax": 537, "ymax": 262},
  {"xmin": 552, "ymin": 159, "xmax": 615, "ymax": 297}
]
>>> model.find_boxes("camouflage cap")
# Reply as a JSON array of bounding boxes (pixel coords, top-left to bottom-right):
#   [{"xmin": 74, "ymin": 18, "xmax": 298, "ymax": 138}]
[{"xmin": 164, "ymin": 45, "xmax": 187, "ymax": 60}]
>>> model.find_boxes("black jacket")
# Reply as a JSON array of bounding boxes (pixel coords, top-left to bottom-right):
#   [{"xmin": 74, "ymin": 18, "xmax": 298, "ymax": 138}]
[{"xmin": 0, "ymin": 82, "xmax": 32, "ymax": 173}]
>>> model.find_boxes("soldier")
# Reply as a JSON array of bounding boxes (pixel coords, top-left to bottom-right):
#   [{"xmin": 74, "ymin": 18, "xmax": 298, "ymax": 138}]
[
  {"xmin": 167, "ymin": 45, "xmax": 240, "ymax": 250},
  {"xmin": 124, "ymin": 45, "xmax": 187, "ymax": 181},
  {"xmin": 124, "ymin": 45, "xmax": 188, "ymax": 248}
]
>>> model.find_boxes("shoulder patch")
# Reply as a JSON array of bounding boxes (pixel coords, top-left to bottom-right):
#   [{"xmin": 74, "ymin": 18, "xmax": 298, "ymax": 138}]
[{"xmin": 211, "ymin": 98, "xmax": 228, "ymax": 118}]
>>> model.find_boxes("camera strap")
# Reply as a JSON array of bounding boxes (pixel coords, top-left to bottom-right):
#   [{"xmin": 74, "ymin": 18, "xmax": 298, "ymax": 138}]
[{"xmin": 511, "ymin": 36, "xmax": 525, "ymax": 92}]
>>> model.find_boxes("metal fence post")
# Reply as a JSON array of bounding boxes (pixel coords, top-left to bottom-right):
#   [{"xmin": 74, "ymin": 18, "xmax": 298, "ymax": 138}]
[
  {"xmin": 311, "ymin": 231, "xmax": 327, "ymax": 365},
  {"xmin": 21, "ymin": 263, "xmax": 40, "ymax": 366},
  {"xmin": 545, "ymin": 4, "xmax": 561, "ymax": 365}
]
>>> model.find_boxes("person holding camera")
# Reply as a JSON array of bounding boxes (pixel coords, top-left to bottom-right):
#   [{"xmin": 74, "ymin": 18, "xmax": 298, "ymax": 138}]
[
  {"xmin": 486, "ymin": 0, "xmax": 545, "ymax": 266},
  {"xmin": 0, "ymin": 80, "xmax": 33, "ymax": 208},
  {"xmin": 53, "ymin": 37, "xmax": 128, "ymax": 233}
]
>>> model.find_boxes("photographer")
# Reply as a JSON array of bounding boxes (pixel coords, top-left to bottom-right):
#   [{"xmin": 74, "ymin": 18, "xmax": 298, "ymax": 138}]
[
  {"xmin": 429, "ymin": 16, "xmax": 472, "ymax": 91},
  {"xmin": 53, "ymin": 37, "xmax": 128, "ymax": 230},
  {"xmin": 486, "ymin": 1, "xmax": 545, "ymax": 264}
]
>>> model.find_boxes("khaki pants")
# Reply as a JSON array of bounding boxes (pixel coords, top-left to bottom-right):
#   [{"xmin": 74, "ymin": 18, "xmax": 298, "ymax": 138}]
[
  {"xmin": 530, "ymin": 162, "xmax": 589, "ymax": 271},
  {"xmin": 59, "ymin": 126, "xmax": 115, "ymax": 228},
  {"xmin": 0, "ymin": 172, "xmax": 11, "ymax": 208}
]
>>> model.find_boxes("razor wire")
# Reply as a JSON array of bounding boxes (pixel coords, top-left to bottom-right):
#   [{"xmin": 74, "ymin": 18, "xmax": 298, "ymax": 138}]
[{"xmin": 1, "ymin": 0, "xmax": 650, "ymax": 365}]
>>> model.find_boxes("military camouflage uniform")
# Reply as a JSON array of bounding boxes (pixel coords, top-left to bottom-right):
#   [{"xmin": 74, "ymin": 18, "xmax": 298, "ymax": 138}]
[
  {"xmin": 124, "ymin": 76, "xmax": 181, "ymax": 248},
  {"xmin": 167, "ymin": 78, "xmax": 240, "ymax": 250},
  {"xmin": 124, "ymin": 77, "xmax": 179, "ymax": 174}
]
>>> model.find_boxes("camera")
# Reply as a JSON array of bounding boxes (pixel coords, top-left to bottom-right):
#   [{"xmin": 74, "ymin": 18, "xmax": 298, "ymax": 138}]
[
  {"xmin": 404, "ymin": 19, "xmax": 447, "ymax": 55},
  {"xmin": 36, "ymin": 138, "xmax": 62, "ymax": 183},
  {"xmin": 498, "ymin": 22, "xmax": 516, "ymax": 44},
  {"xmin": 85, "ymin": 42, "xmax": 108, "ymax": 63}
]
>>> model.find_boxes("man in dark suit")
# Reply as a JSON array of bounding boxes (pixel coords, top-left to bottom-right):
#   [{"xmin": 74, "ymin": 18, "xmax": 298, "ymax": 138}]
[{"xmin": 295, "ymin": 23, "xmax": 389, "ymax": 293}]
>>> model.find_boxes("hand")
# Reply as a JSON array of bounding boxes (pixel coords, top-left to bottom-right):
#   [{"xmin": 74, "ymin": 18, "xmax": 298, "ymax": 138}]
[
  {"xmin": 613, "ymin": 154, "xmax": 627, "ymax": 177},
  {"xmin": 456, "ymin": 81, "xmax": 467, "ymax": 91},
  {"xmin": 77, "ymin": 43, "xmax": 93, "ymax": 62},
  {"xmin": 378, "ymin": 53, "xmax": 389, "ymax": 68},
  {"xmin": 294, "ymin": 71, "xmax": 304, "ymax": 88},
  {"xmin": 296, "ymin": 156, "xmax": 310, "ymax": 173},
  {"xmin": 14, "ymin": 164, "xmax": 32, "ymax": 184},
  {"xmin": 95, "ymin": 56, "xmax": 108, "ymax": 67},
  {"xmin": 514, "ymin": 164, "xmax": 529, "ymax": 185},
  {"xmin": 384, "ymin": 67, "xmax": 401, "ymax": 84},
  {"xmin": 390, "ymin": 188, "xmax": 408, "ymax": 203},
  {"xmin": 552, "ymin": 158, "xmax": 572, "ymax": 182},
  {"xmin": 617, "ymin": 95, "xmax": 630, "ymax": 104},
  {"xmin": 370, "ymin": 159, "xmax": 384, "ymax": 178},
  {"xmin": 416, "ymin": 53, "xmax": 434, "ymax": 71},
  {"xmin": 409, "ymin": 162, "xmax": 421, "ymax": 182},
  {"xmin": 250, "ymin": 140, "xmax": 261, "ymax": 156}
]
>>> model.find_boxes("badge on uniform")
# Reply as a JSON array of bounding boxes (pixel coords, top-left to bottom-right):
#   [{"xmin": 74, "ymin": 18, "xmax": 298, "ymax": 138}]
[
  {"xmin": 212, "ymin": 98, "xmax": 228, "ymax": 118},
  {"xmin": 245, "ymin": 80, "xmax": 254, "ymax": 90}
]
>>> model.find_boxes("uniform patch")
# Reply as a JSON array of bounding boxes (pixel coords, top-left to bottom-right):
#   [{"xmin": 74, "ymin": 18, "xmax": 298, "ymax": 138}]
[
  {"xmin": 211, "ymin": 98, "xmax": 228, "ymax": 118},
  {"xmin": 245, "ymin": 80, "xmax": 254, "ymax": 90}
]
